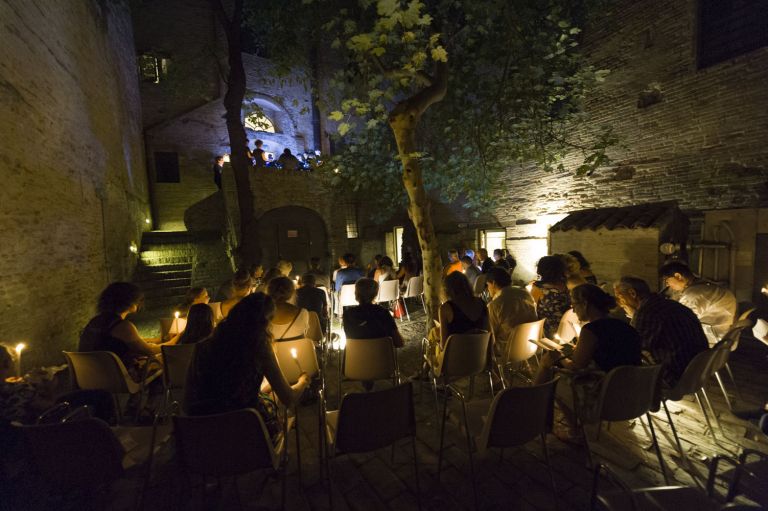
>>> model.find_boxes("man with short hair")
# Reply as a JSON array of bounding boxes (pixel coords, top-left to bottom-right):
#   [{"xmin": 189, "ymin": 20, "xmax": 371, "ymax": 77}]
[
  {"xmin": 614, "ymin": 276, "xmax": 708, "ymax": 387},
  {"xmin": 493, "ymin": 249, "xmax": 510, "ymax": 270},
  {"xmin": 297, "ymin": 273, "xmax": 329, "ymax": 334},
  {"xmin": 660, "ymin": 260, "xmax": 737, "ymax": 346},
  {"xmin": 460, "ymin": 255, "xmax": 481, "ymax": 287},
  {"xmin": 443, "ymin": 249, "xmax": 462, "ymax": 276},
  {"xmin": 334, "ymin": 253, "xmax": 364, "ymax": 291},
  {"xmin": 307, "ymin": 256, "xmax": 330, "ymax": 289},
  {"xmin": 485, "ymin": 267, "xmax": 537, "ymax": 360},
  {"xmin": 478, "ymin": 248, "xmax": 494, "ymax": 273}
]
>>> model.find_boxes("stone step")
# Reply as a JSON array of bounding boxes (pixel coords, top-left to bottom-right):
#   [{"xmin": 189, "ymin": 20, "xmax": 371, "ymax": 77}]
[
  {"xmin": 135, "ymin": 277, "xmax": 191, "ymax": 290},
  {"xmin": 139, "ymin": 284, "xmax": 190, "ymax": 298},
  {"xmin": 141, "ymin": 230, "xmax": 195, "ymax": 245},
  {"xmin": 134, "ymin": 267, "xmax": 192, "ymax": 280}
]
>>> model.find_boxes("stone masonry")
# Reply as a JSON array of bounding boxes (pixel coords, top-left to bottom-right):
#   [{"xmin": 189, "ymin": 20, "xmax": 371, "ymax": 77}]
[{"xmin": 0, "ymin": 0, "xmax": 150, "ymax": 367}]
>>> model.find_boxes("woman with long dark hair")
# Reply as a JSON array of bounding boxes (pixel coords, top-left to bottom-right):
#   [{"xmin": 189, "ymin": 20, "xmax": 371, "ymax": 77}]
[
  {"xmin": 531, "ymin": 255, "xmax": 571, "ymax": 339},
  {"xmin": 184, "ymin": 293, "xmax": 309, "ymax": 441},
  {"xmin": 176, "ymin": 303, "xmax": 214, "ymax": 345}
]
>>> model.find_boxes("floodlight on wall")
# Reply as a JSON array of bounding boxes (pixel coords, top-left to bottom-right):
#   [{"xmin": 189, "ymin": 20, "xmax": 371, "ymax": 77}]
[
  {"xmin": 129, "ymin": 242, "xmax": 139, "ymax": 254},
  {"xmin": 145, "ymin": 218, "xmax": 151, "ymax": 225}
]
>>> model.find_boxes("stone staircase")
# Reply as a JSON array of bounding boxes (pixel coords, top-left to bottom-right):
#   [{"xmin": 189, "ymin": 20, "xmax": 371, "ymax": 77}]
[{"xmin": 133, "ymin": 231, "xmax": 195, "ymax": 312}]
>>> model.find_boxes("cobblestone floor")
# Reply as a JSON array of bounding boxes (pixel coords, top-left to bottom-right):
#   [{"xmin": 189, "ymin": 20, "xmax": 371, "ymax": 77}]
[{"xmin": 123, "ymin": 307, "xmax": 768, "ymax": 509}]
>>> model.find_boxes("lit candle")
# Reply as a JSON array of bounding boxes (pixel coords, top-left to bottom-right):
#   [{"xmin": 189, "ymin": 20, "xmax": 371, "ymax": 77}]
[
  {"xmin": 290, "ymin": 347, "xmax": 303, "ymax": 374},
  {"xmin": 172, "ymin": 311, "xmax": 181, "ymax": 336},
  {"xmin": 15, "ymin": 343, "xmax": 25, "ymax": 378},
  {"xmin": 762, "ymin": 286, "xmax": 768, "ymax": 296}
]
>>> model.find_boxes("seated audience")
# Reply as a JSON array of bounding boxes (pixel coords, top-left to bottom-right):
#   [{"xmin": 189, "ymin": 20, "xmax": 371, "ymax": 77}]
[
  {"xmin": 175, "ymin": 304, "xmax": 215, "ymax": 345},
  {"xmin": 276, "ymin": 148, "xmax": 300, "ymax": 171},
  {"xmin": 562, "ymin": 253, "xmax": 588, "ymax": 290},
  {"xmin": 79, "ymin": 282, "xmax": 163, "ymax": 377},
  {"xmin": 568, "ymin": 250, "xmax": 597, "ymax": 285},
  {"xmin": 177, "ymin": 287, "xmax": 210, "ymax": 317},
  {"xmin": 249, "ymin": 264, "xmax": 265, "ymax": 290},
  {"xmin": 397, "ymin": 252, "xmax": 417, "ymax": 288},
  {"xmin": 660, "ymin": 260, "xmax": 737, "ymax": 346},
  {"xmin": 485, "ymin": 267, "xmax": 537, "ymax": 358},
  {"xmin": 343, "ymin": 278, "xmax": 405, "ymax": 348},
  {"xmin": 366, "ymin": 254, "xmax": 383, "ymax": 278},
  {"xmin": 267, "ymin": 277, "xmax": 322, "ymax": 342},
  {"xmin": 257, "ymin": 267, "xmax": 282, "ymax": 293},
  {"xmin": 306, "ymin": 257, "xmax": 331, "ymax": 289},
  {"xmin": 276, "ymin": 259, "xmax": 293, "ymax": 278},
  {"xmin": 296, "ymin": 273, "xmax": 329, "ymax": 334},
  {"xmin": 374, "ymin": 256, "xmax": 397, "ymax": 283},
  {"xmin": 531, "ymin": 255, "xmax": 571, "ymax": 339},
  {"xmin": 503, "ymin": 249, "xmax": 517, "ymax": 274},
  {"xmin": 493, "ymin": 249, "xmax": 510, "ymax": 270},
  {"xmin": 614, "ymin": 276, "xmax": 708, "ymax": 387},
  {"xmin": 334, "ymin": 253, "xmax": 365, "ymax": 291},
  {"xmin": 443, "ymin": 249, "xmax": 463, "ymax": 276},
  {"xmin": 461, "ymin": 255, "xmax": 481, "ymax": 287},
  {"xmin": 434, "ymin": 271, "xmax": 489, "ymax": 349},
  {"xmin": 220, "ymin": 269, "xmax": 252, "ymax": 319},
  {"xmin": 184, "ymin": 293, "xmax": 309, "ymax": 442},
  {"xmin": 478, "ymin": 248, "xmax": 494, "ymax": 273}
]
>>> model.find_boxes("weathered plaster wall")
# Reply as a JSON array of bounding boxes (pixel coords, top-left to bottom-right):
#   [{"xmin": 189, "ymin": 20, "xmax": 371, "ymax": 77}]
[
  {"xmin": 0, "ymin": 0, "xmax": 149, "ymax": 367},
  {"xmin": 493, "ymin": 0, "xmax": 768, "ymax": 279}
]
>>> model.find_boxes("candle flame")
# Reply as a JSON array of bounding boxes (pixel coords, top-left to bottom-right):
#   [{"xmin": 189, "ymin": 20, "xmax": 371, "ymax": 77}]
[
  {"xmin": 15, "ymin": 343, "xmax": 25, "ymax": 355},
  {"xmin": 290, "ymin": 348, "xmax": 298, "ymax": 359},
  {"xmin": 174, "ymin": 311, "xmax": 180, "ymax": 319},
  {"xmin": 762, "ymin": 286, "xmax": 768, "ymax": 296}
]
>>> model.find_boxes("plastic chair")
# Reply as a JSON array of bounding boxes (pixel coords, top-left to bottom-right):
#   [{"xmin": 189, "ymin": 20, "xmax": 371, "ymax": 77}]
[
  {"xmin": 376, "ymin": 279, "xmax": 400, "ymax": 303},
  {"xmin": 710, "ymin": 319, "xmax": 753, "ymax": 410},
  {"xmin": 173, "ymin": 409, "xmax": 287, "ymax": 510},
  {"xmin": 498, "ymin": 319, "xmax": 545, "ymax": 385},
  {"xmin": 18, "ymin": 418, "xmax": 125, "ymax": 503},
  {"xmin": 324, "ymin": 383, "xmax": 419, "ymax": 509},
  {"xmin": 660, "ymin": 348, "xmax": 722, "ymax": 456},
  {"xmin": 428, "ymin": 331, "xmax": 491, "ymax": 508},
  {"xmin": 338, "ymin": 337, "xmax": 400, "ymax": 398},
  {"xmin": 473, "ymin": 273, "xmax": 487, "ymax": 297},
  {"xmin": 467, "ymin": 380, "xmax": 559, "ymax": 506},
  {"xmin": 159, "ymin": 344, "xmax": 196, "ymax": 415},
  {"xmin": 336, "ymin": 283, "xmax": 357, "ymax": 316},
  {"xmin": 63, "ymin": 351, "xmax": 161, "ymax": 423},
  {"xmin": 555, "ymin": 308, "xmax": 579, "ymax": 344},
  {"xmin": 402, "ymin": 275, "xmax": 426, "ymax": 320},
  {"xmin": 576, "ymin": 365, "xmax": 668, "ymax": 483}
]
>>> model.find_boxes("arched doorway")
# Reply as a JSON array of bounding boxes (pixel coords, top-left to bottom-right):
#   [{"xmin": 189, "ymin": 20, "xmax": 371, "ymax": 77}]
[{"xmin": 256, "ymin": 206, "xmax": 329, "ymax": 275}]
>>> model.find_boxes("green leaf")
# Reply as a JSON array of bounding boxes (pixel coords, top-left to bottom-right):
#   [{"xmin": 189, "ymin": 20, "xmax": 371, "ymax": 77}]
[
  {"xmin": 329, "ymin": 111, "xmax": 344, "ymax": 121},
  {"xmin": 338, "ymin": 122, "xmax": 352, "ymax": 136}
]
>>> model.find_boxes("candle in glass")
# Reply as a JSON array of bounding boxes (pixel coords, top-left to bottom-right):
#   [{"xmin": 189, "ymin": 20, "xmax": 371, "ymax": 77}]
[{"xmin": 15, "ymin": 343, "xmax": 25, "ymax": 378}]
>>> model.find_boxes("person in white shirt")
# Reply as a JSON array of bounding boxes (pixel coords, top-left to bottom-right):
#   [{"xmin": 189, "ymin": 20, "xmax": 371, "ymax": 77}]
[{"xmin": 660, "ymin": 260, "xmax": 737, "ymax": 346}]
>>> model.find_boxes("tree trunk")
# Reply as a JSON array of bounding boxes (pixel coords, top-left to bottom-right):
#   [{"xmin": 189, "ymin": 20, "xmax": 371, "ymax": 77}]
[
  {"xmin": 212, "ymin": 0, "xmax": 258, "ymax": 266},
  {"xmin": 390, "ymin": 117, "xmax": 443, "ymax": 324}
]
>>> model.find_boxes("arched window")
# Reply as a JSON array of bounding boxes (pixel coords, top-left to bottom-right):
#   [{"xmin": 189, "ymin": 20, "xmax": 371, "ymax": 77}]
[{"xmin": 244, "ymin": 113, "xmax": 276, "ymax": 133}]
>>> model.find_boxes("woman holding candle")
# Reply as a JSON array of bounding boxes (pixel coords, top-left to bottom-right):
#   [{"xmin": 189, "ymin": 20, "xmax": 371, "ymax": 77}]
[
  {"xmin": 267, "ymin": 277, "xmax": 323, "ymax": 343},
  {"xmin": 184, "ymin": 292, "xmax": 309, "ymax": 442},
  {"xmin": 79, "ymin": 282, "xmax": 166, "ymax": 380}
]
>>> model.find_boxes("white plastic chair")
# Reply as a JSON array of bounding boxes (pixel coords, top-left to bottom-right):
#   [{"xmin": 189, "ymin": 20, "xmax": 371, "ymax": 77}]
[
  {"xmin": 335, "ymin": 284, "xmax": 357, "ymax": 316},
  {"xmin": 159, "ymin": 344, "xmax": 196, "ymax": 415},
  {"xmin": 498, "ymin": 318, "xmax": 545, "ymax": 385},
  {"xmin": 554, "ymin": 308, "xmax": 579, "ymax": 344},
  {"xmin": 401, "ymin": 276, "xmax": 425, "ymax": 320},
  {"xmin": 375, "ymin": 279, "xmax": 400, "ymax": 303},
  {"xmin": 173, "ymin": 409, "xmax": 288, "ymax": 509},
  {"xmin": 338, "ymin": 337, "xmax": 400, "ymax": 399},
  {"xmin": 473, "ymin": 273, "xmax": 487, "ymax": 297}
]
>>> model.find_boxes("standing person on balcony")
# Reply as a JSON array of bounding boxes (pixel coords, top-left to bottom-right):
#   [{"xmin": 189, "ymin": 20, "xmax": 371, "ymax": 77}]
[
  {"xmin": 212, "ymin": 155, "xmax": 224, "ymax": 190},
  {"xmin": 249, "ymin": 139, "xmax": 268, "ymax": 168}
]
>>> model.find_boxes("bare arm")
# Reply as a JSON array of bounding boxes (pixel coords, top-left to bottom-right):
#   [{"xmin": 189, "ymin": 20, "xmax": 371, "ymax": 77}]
[
  {"xmin": 439, "ymin": 302, "xmax": 453, "ymax": 348},
  {"xmin": 560, "ymin": 328, "xmax": 597, "ymax": 371},
  {"xmin": 262, "ymin": 347, "xmax": 309, "ymax": 407},
  {"xmin": 111, "ymin": 321, "xmax": 161, "ymax": 356}
]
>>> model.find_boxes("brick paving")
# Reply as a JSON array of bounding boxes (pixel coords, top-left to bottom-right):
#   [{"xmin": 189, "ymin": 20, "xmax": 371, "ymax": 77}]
[{"xmin": 125, "ymin": 309, "xmax": 768, "ymax": 510}]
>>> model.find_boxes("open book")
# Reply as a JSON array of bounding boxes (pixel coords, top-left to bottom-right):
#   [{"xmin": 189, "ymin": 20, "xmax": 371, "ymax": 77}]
[
  {"xmin": 529, "ymin": 337, "xmax": 561, "ymax": 351},
  {"xmin": 754, "ymin": 318, "xmax": 768, "ymax": 347}
]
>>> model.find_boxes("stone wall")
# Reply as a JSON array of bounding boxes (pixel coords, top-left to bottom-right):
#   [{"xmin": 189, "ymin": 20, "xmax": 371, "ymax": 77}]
[
  {"xmin": 492, "ymin": 0, "xmax": 768, "ymax": 282},
  {"xmin": 0, "ymin": 0, "xmax": 149, "ymax": 367}
]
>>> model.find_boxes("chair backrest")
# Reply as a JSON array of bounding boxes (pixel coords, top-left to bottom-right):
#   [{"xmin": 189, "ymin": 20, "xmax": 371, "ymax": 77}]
[
  {"xmin": 20, "ymin": 418, "xmax": 125, "ymax": 492},
  {"xmin": 440, "ymin": 331, "xmax": 491, "ymax": 380},
  {"xmin": 737, "ymin": 307, "xmax": 756, "ymax": 322},
  {"xmin": 334, "ymin": 382, "xmax": 415, "ymax": 454},
  {"xmin": 343, "ymin": 337, "xmax": 398, "ymax": 381},
  {"xmin": 63, "ymin": 351, "xmax": 138, "ymax": 394},
  {"xmin": 479, "ymin": 379, "xmax": 558, "ymax": 454},
  {"xmin": 666, "ymin": 348, "xmax": 719, "ymax": 401},
  {"xmin": 376, "ymin": 280, "xmax": 400, "ymax": 303},
  {"xmin": 473, "ymin": 274, "xmax": 487, "ymax": 296},
  {"xmin": 595, "ymin": 365, "xmax": 662, "ymax": 422},
  {"xmin": 403, "ymin": 276, "xmax": 423, "ymax": 298},
  {"xmin": 161, "ymin": 344, "xmax": 196, "ymax": 390},
  {"xmin": 208, "ymin": 302, "xmax": 223, "ymax": 324},
  {"xmin": 173, "ymin": 408, "xmax": 279, "ymax": 475},
  {"xmin": 722, "ymin": 318, "xmax": 753, "ymax": 352},
  {"xmin": 504, "ymin": 319, "xmax": 545, "ymax": 365},
  {"xmin": 339, "ymin": 284, "xmax": 358, "ymax": 307},
  {"xmin": 555, "ymin": 309, "xmax": 579, "ymax": 344},
  {"xmin": 273, "ymin": 338, "xmax": 320, "ymax": 384}
]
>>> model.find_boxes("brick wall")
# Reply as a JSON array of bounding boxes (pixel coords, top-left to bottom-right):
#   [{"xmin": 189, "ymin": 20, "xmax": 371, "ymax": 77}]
[
  {"xmin": 492, "ymin": 0, "xmax": 768, "ymax": 282},
  {"xmin": 0, "ymin": 0, "xmax": 149, "ymax": 367}
]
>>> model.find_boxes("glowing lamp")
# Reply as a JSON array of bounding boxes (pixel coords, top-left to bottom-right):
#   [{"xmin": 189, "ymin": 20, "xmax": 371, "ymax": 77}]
[
  {"xmin": 129, "ymin": 242, "xmax": 138, "ymax": 254},
  {"xmin": 762, "ymin": 286, "xmax": 768, "ymax": 296},
  {"xmin": 223, "ymin": 154, "xmax": 231, "ymax": 162},
  {"xmin": 145, "ymin": 218, "xmax": 151, "ymax": 224}
]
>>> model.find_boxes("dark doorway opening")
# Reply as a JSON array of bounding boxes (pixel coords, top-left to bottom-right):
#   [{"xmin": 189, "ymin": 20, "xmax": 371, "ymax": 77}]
[{"xmin": 257, "ymin": 206, "xmax": 329, "ymax": 275}]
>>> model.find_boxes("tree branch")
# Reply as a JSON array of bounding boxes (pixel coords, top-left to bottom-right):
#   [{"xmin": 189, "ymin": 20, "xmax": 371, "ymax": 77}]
[
  {"xmin": 372, "ymin": 55, "xmax": 433, "ymax": 87},
  {"xmin": 391, "ymin": 60, "xmax": 448, "ymax": 119}
]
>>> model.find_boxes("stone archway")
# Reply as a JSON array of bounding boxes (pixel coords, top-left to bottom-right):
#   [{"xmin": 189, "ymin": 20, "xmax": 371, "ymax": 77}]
[{"xmin": 256, "ymin": 206, "xmax": 329, "ymax": 275}]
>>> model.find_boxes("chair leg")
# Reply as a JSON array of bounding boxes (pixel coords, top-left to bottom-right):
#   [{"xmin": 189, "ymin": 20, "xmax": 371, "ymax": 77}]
[
  {"xmin": 294, "ymin": 408, "xmax": 302, "ymax": 485},
  {"xmin": 420, "ymin": 295, "xmax": 426, "ymax": 314},
  {"xmin": 714, "ymin": 371, "xmax": 734, "ymax": 411},
  {"xmin": 695, "ymin": 392, "xmax": 717, "ymax": 441},
  {"xmin": 662, "ymin": 400, "xmax": 685, "ymax": 458},
  {"xmin": 403, "ymin": 299, "xmax": 411, "ymax": 321},
  {"xmin": 437, "ymin": 391, "xmax": 450, "ymax": 481},
  {"xmin": 460, "ymin": 397, "xmax": 479, "ymax": 510},
  {"xmin": 488, "ymin": 371, "xmax": 495, "ymax": 399},
  {"xmin": 700, "ymin": 387, "xmax": 725, "ymax": 437},
  {"xmin": 541, "ymin": 433, "xmax": 557, "ymax": 504},
  {"xmin": 432, "ymin": 377, "xmax": 440, "ymax": 426},
  {"xmin": 724, "ymin": 362, "xmax": 742, "ymax": 401},
  {"xmin": 645, "ymin": 412, "xmax": 669, "ymax": 484},
  {"xmin": 411, "ymin": 436, "xmax": 421, "ymax": 511}
]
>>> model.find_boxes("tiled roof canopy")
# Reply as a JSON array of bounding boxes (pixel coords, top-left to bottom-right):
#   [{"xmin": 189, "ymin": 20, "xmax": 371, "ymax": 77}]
[{"xmin": 550, "ymin": 201, "xmax": 681, "ymax": 232}]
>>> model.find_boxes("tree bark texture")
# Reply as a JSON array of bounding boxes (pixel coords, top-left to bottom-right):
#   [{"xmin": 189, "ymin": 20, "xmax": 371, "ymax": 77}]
[
  {"xmin": 212, "ymin": 0, "xmax": 258, "ymax": 266},
  {"xmin": 388, "ymin": 62, "xmax": 448, "ymax": 324}
]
